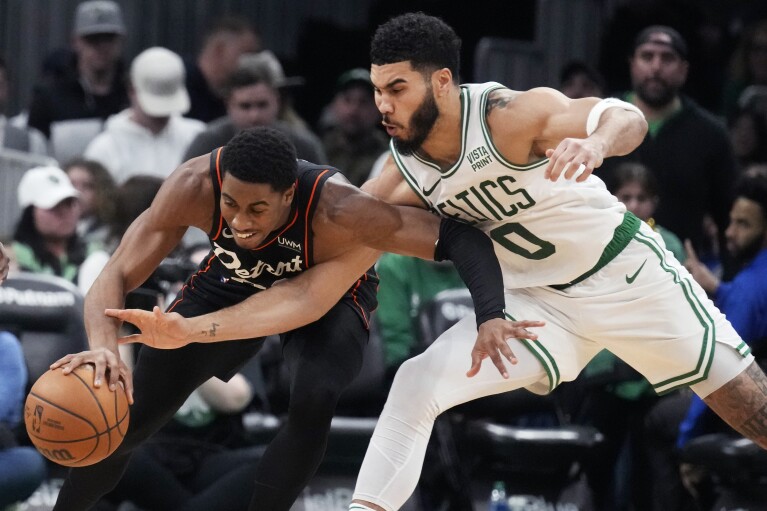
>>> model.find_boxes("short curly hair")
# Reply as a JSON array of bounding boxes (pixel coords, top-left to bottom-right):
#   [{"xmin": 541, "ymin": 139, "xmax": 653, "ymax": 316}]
[
  {"xmin": 221, "ymin": 127, "xmax": 297, "ymax": 192},
  {"xmin": 370, "ymin": 12, "xmax": 461, "ymax": 79},
  {"xmin": 734, "ymin": 173, "xmax": 767, "ymax": 220}
]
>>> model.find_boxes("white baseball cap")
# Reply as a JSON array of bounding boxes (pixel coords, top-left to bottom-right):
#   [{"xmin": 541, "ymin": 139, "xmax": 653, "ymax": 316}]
[
  {"xmin": 18, "ymin": 166, "xmax": 80, "ymax": 209},
  {"xmin": 130, "ymin": 47, "xmax": 190, "ymax": 117}
]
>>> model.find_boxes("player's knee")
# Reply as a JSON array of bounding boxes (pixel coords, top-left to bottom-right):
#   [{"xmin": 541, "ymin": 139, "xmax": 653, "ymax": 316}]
[
  {"xmin": 288, "ymin": 382, "xmax": 343, "ymax": 425},
  {"xmin": 386, "ymin": 357, "xmax": 440, "ymax": 417}
]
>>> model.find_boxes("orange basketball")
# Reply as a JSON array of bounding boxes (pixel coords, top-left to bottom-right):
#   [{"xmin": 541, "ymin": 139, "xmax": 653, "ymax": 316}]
[{"xmin": 24, "ymin": 365, "xmax": 130, "ymax": 467}]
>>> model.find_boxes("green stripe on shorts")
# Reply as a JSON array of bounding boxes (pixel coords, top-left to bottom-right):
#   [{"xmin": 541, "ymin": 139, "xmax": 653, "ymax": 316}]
[
  {"xmin": 506, "ymin": 311, "xmax": 560, "ymax": 392},
  {"xmin": 633, "ymin": 230, "xmax": 716, "ymax": 395}
]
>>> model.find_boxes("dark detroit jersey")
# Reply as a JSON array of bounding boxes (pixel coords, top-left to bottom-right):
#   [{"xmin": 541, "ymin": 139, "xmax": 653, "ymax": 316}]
[{"xmin": 173, "ymin": 148, "xmax": 378, "ymax": 327}]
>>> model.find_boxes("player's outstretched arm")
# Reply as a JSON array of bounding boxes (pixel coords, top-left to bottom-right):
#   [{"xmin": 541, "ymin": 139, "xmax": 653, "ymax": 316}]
[
  {"xmin": 51, "ymin": 157, "xmax": 213, "ymax": 401},
  {"xmin": 107, "ymin": 245, "xmax": 382, "ymax": 348}
]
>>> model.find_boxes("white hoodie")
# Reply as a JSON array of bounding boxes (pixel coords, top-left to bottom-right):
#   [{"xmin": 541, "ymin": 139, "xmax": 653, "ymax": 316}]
[{"xmin": 84, "ymin": 109, "xmax": 205, "ymax": 183}]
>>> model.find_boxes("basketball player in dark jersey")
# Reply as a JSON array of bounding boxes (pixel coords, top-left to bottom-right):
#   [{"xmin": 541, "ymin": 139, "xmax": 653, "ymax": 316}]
[{"xmin": 51, "ymin": 127, "xmax": 541, "ymax": 511}]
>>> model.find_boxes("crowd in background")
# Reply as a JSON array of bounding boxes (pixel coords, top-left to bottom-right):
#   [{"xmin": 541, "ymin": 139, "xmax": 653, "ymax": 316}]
[{"xmin": 1, "ymin": 1, "xmax": 766, "ymax": 510}]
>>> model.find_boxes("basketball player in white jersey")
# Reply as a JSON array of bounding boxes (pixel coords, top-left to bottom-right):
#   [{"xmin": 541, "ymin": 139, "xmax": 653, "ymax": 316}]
[
  {"xmin": 331, "ymin": 12, "xmax": 767, "ymax": 511},
  {"xmin": 102, "ymin": 13, "xmax": 767, "ymax": 511}
]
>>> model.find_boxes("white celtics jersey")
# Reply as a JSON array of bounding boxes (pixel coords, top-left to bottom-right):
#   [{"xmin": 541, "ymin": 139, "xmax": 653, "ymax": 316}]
[{"xmin": 391, "ymin": 82, "xmax": 627, "ymax": 289}]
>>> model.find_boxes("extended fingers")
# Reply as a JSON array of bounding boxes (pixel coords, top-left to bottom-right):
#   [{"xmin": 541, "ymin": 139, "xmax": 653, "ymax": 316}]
[{"xmin": 466, "ymin": 351, "xmax": 484, "ymax": 378}]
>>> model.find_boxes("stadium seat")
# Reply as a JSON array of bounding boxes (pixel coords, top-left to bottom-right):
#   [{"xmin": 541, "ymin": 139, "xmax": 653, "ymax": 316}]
[
  {"xmin": 0, "ymin": 272, "xmax": 88, "ymax": 391},
  {"xmin": 681, "ymin": 433, "xmax": 767, "ymax": 509}
]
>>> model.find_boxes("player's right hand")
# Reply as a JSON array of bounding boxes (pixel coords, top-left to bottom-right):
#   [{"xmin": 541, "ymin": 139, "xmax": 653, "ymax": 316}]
[
  {"xmin": 467, "ymin": 318, "xmax": 545, "ymax": 378},
  {"xmin": 50, "ymin": 348, "xmax": 134, "ymax": 405},
  {"xmin": 106, "ymin": 306, "xmax": 192, "ymax": 350}
]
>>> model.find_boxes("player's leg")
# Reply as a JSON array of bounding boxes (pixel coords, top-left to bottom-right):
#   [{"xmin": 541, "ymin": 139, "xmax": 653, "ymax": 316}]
[
  {"xmin": 561, "ymin": 223, "xmax": 763, "ymax": 448},
  {"xmin": 351, "ymin": 293, "xmax": 586, "ymax": 511},
  {"xmin": 248, "ymin": 302, "xmax": 368, "ymax": 511},
  {"xmin": 703, "ymin": 361, "xmax": 767, "ymax": 449}
]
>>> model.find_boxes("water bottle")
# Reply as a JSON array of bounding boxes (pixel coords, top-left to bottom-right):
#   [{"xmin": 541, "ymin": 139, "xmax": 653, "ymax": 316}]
[{"xmin": 489, "ymin": 480, "xmax": 510, "ymax": 511}]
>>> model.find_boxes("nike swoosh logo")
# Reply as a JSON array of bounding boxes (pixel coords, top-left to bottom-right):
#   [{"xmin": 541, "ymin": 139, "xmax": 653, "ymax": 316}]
[
  {"xmin": 421, "ymin": 179, "xmax": 439, "ymax": 197},
  {"xmin": 625, "ymin": 259, "xmax": 647, "ymax": 284}
]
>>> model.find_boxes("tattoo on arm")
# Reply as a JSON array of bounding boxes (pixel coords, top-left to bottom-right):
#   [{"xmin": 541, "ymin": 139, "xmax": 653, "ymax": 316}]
[
  {"xmin": 485, "ymin": 90, "xmax": 516, "ymax": 118},
  {"xmin": 201, "ymin": 322, "xmax": 220, "ymax": 338}
]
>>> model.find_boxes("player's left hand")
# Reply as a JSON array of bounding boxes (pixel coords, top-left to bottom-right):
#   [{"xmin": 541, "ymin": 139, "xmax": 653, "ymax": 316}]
[
  {"xmin": 105, "ymin": 306, "xmax": 192, "ymax": 349},
  {"xmin": 543, "ymin": 138, "xmax": 604, "ymax": 182},
  {"xmin": 467, "ymin": 318, "xmax": 545, "ymax": 378}
]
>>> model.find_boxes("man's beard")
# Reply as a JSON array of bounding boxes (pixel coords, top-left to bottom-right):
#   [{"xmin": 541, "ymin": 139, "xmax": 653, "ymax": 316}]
[
  {"xmin": 392, "ymin": 88, "xmax": 439, "ymax": 156},
  {"xmin": 730, "ymin": 234, "xmax": 765, "ymax": 268},
  {"xmin": 635, "ymin": 78, "xmax": 677, "ymax": 109}
]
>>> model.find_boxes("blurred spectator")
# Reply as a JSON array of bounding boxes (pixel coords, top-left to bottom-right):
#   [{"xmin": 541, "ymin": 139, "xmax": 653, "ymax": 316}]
[
  {"xmin": 599, "ymin": 25, "xmax": 737, "ymax": 273},
  {"xmin": 64, "ymin": 158, "xmax": 116, "ymax": 246},
  {"xmin": 683, "ymin": 172, "xmax": 767, "ymax": 357},
  {"xmin": 558, "ymin": 60, "xmax": 605, "ymax": 99},
  {"xmin": 239, "ymin": 50, "xmax": 308, "ymax": 131},
  {"xmin": 84, "ymin": 47, "xmax": 205, "ymax": 183},
  {"xmin": 78, "ymin": 175, "xmax": 164, "ymax": 294},
  {"xmin": 738, "ymin": 84, "xmax": 767, "ymax": 122},
  {"xmin": 606, "ymin": 161, "xmax": 686, "ymax": 262},
  {"xmin": 183, "ymin": 67, "xmax": 326, "ymax": 163},
  {"xmin": 723, "ymin": 19, "xmax": 767, "ymax": 119},
  {"xmin": 27, "ymin": 0, "xmax": 129, "ymax": 163},
  {"xmin": 12, "ymin": 165, "xmax": 93, "ymax": 283},
  {"xmin": 375, "ymin": 254, "xmax": 465, "ymax": 380},
  {"xmin": 644, "ymin": 173, "xmax": 767, "ymax": 511},
  {"xmin": 185, "ymin": 16, "xmax": 261, "ymax": 123},
  {"xmin": 0, "ymin": 331, "xmax": 47, "ymax": 509},
  {"xmin": 318, "ymin": 68, "xmax": 388, "ymax": 186},
  {"xmin": 0, "ymin": 57, "xmax": 47, "ymax": 156},
  {"xmin": 728, "ymin": 107, "xmax": 767, "ymax": 171}
]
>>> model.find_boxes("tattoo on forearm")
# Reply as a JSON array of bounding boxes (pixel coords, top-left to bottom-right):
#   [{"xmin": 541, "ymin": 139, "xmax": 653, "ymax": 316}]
[{"xmin": 201, "ymin": 322, "xmax": 220, "ymax": 337}]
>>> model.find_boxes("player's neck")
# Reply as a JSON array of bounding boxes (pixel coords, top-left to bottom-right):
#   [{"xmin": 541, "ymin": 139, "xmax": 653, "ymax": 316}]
[{"xmin": 417, "ymin": 96, "xmax": 462, "ymax": 169}]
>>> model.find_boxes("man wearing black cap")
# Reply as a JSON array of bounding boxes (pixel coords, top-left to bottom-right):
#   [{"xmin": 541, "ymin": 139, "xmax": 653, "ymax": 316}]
[
  {"xmin": 320, "ymin": 68, "xmax": 388, "ymax": 186},
  {"xmin": 27, "ymin": 0, "xmax": 129, "ymax": 163},
  {"xmin": 600, "ymin": 26, "xmax": 737, "ymax": 273}
]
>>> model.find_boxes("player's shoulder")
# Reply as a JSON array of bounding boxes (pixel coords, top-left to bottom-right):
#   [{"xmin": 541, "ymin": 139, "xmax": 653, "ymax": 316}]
[
  {"xmin": 153, "ymin": 154, "xmax": 214, "ymax": 215},
  {"xmin": 296, "ymin": 159, "xmax": 341, "ymax": 176},
  {"xmin": 487, "ymin": 86, "xmax": 567, "ymax": 113},
  {"xmin": 147, "ymin": 154, "xmax": 215, "ymax": 230}
]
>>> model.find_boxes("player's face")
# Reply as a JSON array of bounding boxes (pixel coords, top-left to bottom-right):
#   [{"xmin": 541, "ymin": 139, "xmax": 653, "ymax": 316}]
[
  {"xmin": 724, "ymin": 197, "xmax": 767, "ymax": 262},
  {"xmin": 371, "ymin": 62, "xmax": 439, "ymax": 155},
  {"xmin": 629, "ymin": 42, "xmax": 688, "ymax": 108},
  {"xmin": 220, "ymin": 173, "xmax": 296, "ymax": 249},
  {"xmin": 614, "ymin": 181, "xmax": 656, "ymax": 222}
]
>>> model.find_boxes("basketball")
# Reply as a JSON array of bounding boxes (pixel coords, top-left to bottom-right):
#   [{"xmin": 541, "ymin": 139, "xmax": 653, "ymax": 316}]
[{"xmin": 24, "ymin": 364, "xmax": 130, "ymax": 467}]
